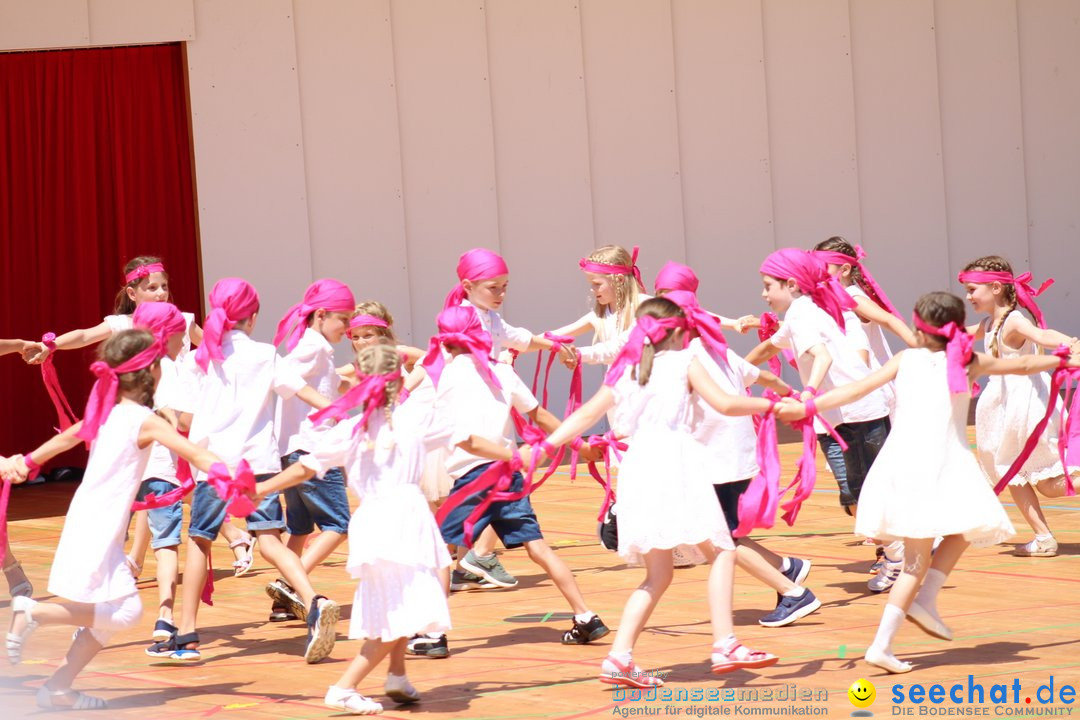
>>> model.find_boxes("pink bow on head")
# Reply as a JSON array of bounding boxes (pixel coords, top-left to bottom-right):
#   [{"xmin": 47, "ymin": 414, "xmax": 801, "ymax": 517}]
[
  {"xmin": 350, "ymin": 314, "xmax": 389, "ymax": 330},
  {"xmin": 580, "ymin": 246, "xmax": 646, "ymax": 293},
  {"xmin": 274, "ymin": 279, "xmax": 356, "ymax": 353},
  {"xmin": 760, "ymin": 248, "xmax": 855, "ymax": 330},
  {"xmin": 444, "ymin": 249, "xmax": 510, "ymax": 310},
  {"xmin": 75, "ymin": 342, "xmax": 164, "ymax": 443},
  {"xmin": 812, "ymin": 245, "xmax": 901, "ymax": 319},
  {"xmin": 125, "ymin": 262, "xmax": 166, "ymax": 284},
  {"xmin": 310, "ymin": 369, "xmax": 401, "ymax": 437},
  {"xmin": 133, "ymin": 302, "xmax": 186, "ymax": 349},
  {"xmin": 654, "ymin": 261, "xmax": 699, "ymax": 294},
  {"xmin": 421, "ymin": 305, "xmax": 502, "ymax": 391},
  {"xmin": 603, "ymin": 314, "xmax": 687, "ymax": 386},
  {"xmin": 664, "ymin": 290, "xmax": 729, "ymax": 367},
  {"xmin": 957, "ymin": 270, "xmax": 1054, "ymax": 330},
  {"xmin": 195, "ymin": 278, "xmax": 260, "ymax": 372},
  {"xmin": 912, "ymin": 312, "xmax": 974, "ymax": 394}
]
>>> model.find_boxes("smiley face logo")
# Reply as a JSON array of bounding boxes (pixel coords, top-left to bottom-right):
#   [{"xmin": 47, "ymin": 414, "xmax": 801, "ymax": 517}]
[{"xmin": 848, "ymin": 678, "xmax": 876, "ymax": 709}]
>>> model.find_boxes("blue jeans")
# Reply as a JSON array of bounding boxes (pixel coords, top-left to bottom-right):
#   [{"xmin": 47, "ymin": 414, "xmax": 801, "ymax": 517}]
[
  {"xmin": 188, "ymin": 474, "xmax": 284, "ymax": 541},
  {"xmin": 281, "ymin": 451, "xmax": 350, "ymax": 535},
  {"xmin": 136, "ymin": 478, "xmax": 183, "ymax": 549},
  {"xmin": 439, "ymin": 465, "xmax": 543, "ymax": 549},
  {"xmin": 819, "ymin": 416, "xmax": 891, "ymax": 512}
]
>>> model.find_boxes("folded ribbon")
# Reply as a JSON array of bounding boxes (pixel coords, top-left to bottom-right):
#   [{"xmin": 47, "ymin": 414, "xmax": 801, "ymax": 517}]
[
  {"xmin": 912, "ymin": 313, "xmax": 974, "ymax": 394},
  {"xmin": 732, "ymin": 392, "xmax": 782, "ymax": 538},
  {"xmin": 39, "ymin": 332, "xmax": 78, "ymax": 431},
  {"xmin": 757, "ymin": 312, "xmax": 797, "ymax": 376},
  {"xmin": 812, "ymin": 246, "xmax": 901, "ymax": 319},
  {"xmin": 781, "ymin": 398, "xmax": 847, "ymax": 526}
]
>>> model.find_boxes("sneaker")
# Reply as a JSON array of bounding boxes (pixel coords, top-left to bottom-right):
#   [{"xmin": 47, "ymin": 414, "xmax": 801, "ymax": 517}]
[
  {"xmin": 710, "ymin": 641, "xmax": 779, "ymax": 674},
  {"xmin": 868, "ymin": 558, "xmax": 903, "ymax": 593},
  {"xmin": 450, "ymin": 569, "xmax": 496, "ymax": 592},
  {"xmin": 304, "ymin": 596, "xmax": 339, "ymax": 664},
  {"xmin": 324, "ymin": 686, "xmax": 383, "ymax": 714},
  {"xmin": 780, "ymin": 557, "xmax": 812, "ymax": 586},
  {"xmin": 152, "ymin": 618, "xmax": 177, "ymax": 642},
  {"xmin": 598, "ymin": 504, "xmax": 618, "ymax": 551},
  {"xmin": 758, "ymin": 589, "xmax": 821, "ymax": 627},
  {"xmin": 562, "ymin": 615, "xmax": 610, "ymax": 645},
  {"xmin": 406, "ymin": 634, "xmax": 449, "ymax": 658},
  {"xmin": 1014, "ymin": 536, "xmax": 1058, "ymax": 557},
  {"xmin": 459, "ymin": 550, "xmax": 518, "ymax": 588},
  {"xmin": 869, "ymin": 546, "xmax": 886, "ymax": 573},
  {"xmin": 266, "ymin": 578, "xmax": 307, "ymax": 621}
]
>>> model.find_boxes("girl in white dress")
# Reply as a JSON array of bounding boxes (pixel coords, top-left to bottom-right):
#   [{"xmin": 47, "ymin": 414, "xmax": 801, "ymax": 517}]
[
  {"xmin": 255, "ymin": 344, "xmax": 453, "ymax": 715},
  {"xmin": 959, "ymin": 255, "xmax": 1080, "ymax": 557},
  {"xmin": 543, "ymin": 297, "xmax": 780, "ymax": 688},
  {"xmin": 779, "ymin": 292, "xmax": 1080, "ymax": 674},
  {"xmin": 3, "ymin": 329, "xmax": 235, "ymax": 710}
]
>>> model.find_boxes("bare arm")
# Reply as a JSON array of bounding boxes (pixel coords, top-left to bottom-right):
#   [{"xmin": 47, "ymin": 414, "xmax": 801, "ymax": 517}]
[
  {"xmin": 754, "ymin": 368, "xmax": 793, "ymax": 396},
  {"xmin": 254, "ymin": 462, "xmax": 315, "ymax": 498},
  {"xmin": 801, "ymin": 343, "xmax": 832, "ymax": 398},
  {"xmin": 1001, "ymin": 314, "xmax": 1079, "ymax": 353},
  {"xmin": 139, "ymin": 413, "xmax": 221, "ymax": 474},
  {"xmin": 0, "ymin": 339, "xmax": 33, "ymax": 357},
  {"xmin": 743, "ymin": 338, "xmax": 781, "ymax": 366},
  {"xmin": 965, "ymin": 319, "xmax": 986, "ymax": 341},
  {"xmin": 528, "ymin": 405, "xmax": 563, "ymax": 434},
  {"xmin": 548, "ymin": 314, "xmax": 594, "ymax": 339},
  {"xmin": 296, "ymin": 385, "xmax": 332, "ymax": 411},
  {"xmin": 807, "ymin": 353, "xmax": 902, "ymax": 415},
  {"xmin": 970, "ymin": 351, "xmax": 1080, "ymax": 378},
  {"xmin": 853, "ymin": 296, "xmax": 918, "ymax": 348},
  {"xmin": 189, "ymin": 322, "xmax": 204, "ymax": 346},
  {"xmin": 9, "ymin": 422, "xmax": 86, "ymax": 480},
  {"xmin": 456, "ymin": 435, "xmax": 531, "ymax": 468},
  {"xmin": 545, "ymin": 386, "xmax": 616, "ymax": 448},
  {"xmin": 25, "ymin": 321, "xmax": 114, "ymax": 364},
  {"xmin": 688, "ymin": 358, "xmax": 774, "ymax": 416},
  {"xmin": 397, "ymin": 345, "xmax": 426, "ymax": 371}
]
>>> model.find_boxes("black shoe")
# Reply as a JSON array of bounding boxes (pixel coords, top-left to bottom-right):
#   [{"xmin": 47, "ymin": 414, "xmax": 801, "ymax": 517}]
[
  {"xmin": 598, "ymin": 504, "xmax": 618, "ymax": 552},
  {"xmin": 152, "ymin": 618, "xmax": 177, "ymax": 641},
  {"xmin": 562, "ymin": 615, "xmax": 609, "ymax": 645},
  {"xmin": 146, "ymin": 633, "xmax": 178, "ymax": 658},
  {"xmin": 405, "ymin": 634, "xmax": 449, "ymax": 658}
]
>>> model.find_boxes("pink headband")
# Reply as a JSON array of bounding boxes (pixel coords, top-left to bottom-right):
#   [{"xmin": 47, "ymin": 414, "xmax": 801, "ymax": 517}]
[
  {"xmin": 75, "ymin": 341, "xmax": 164, "ymax": 443},
  {"xmin": 913, "ymin": 312, "xmax": 974, "ymax": 394},
  {"xmin": 125, "ymin": 262, "xmax": 166, "ymax": 284},
  {"xmin": 956, "ymin": 270, "xmax": 1054, "ymax": 330},
  {"xmin": 580, "ymin": 246, "xmax": 646, "ymax": 293},
  {"xmin": 664, "ymin": 290, "xmax": 729, "ymax": 367},
  {"xmin": 350, "ymin": 314, "xmax": 389, "ymax": 330},
  {"xmin": 444, "ymin": 248, "xmax": 510, "ymax": 309},
  {"xmin": 760, "ymin": 248, "xmax": 855, "ymax": 330},
  {"xmin": 421, "ymin": 305, "xmax": 502, "ymax": 390},
  {"xmin": 133, "ymin": 302, "xmax": 186, "ymax": 348},
  {"xmin": 309, "ymin": 369, "xmax": 401, "ymax": 436},
  {"xmin": 195, "ymin": 278, "xmax": 260, "ymax": 372},
  {"xmin": 812, "ymin": 246, "xmax": 901, "ymax": 319},
  {"xmin": 604, "ymin": 314, "xmax": 687, "ymax": 386},
  {"xmin": 654, "ymin": 261, "xmax": 699, "ymax": 294},
  {"xmin": 274, "ymin": 279, "xmax": 356, "ymax": 353}
]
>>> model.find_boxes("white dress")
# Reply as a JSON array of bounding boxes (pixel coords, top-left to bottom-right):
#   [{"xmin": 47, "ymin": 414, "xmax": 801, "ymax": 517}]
[
  {"xmin": 300, "ymin": 405, "xmax": 453, "ymax": 641},
  {"xmin": 611, "ymin": 350, "xmax": 733, "ymax": 565},
  {"xmin": 975, "ymin": 311, "xmax": 1069, "ymax": 487},
  {"xmin": 49, "ymin": 403, "xmax": 153, "ymax": 603},
  {"xmin": 855, "ymin": 349, "xmax": 1014, "ymax": 546}
]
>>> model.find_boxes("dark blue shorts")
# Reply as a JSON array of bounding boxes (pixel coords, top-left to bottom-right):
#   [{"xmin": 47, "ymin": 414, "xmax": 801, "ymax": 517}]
[
  {"xmin": 439, "ymin": 464, "xmax": 543, "ymax": 549},
  {"xmin": 188, "ymin": 473, "xmax": 284, "ymax": 541},
  {"xmin": 136, "ymin": 478, "xmax": 183, "ymax": 549},
  {"xmin": 281, "ymin": 451, "xmax": 350, "ymax": 535}
]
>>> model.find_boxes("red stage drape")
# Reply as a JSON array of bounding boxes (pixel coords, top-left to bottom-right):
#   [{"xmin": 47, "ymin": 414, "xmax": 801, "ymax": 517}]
[{"xmin": 0, "ymin": 43, "xmax": 201, "ymax": 466}]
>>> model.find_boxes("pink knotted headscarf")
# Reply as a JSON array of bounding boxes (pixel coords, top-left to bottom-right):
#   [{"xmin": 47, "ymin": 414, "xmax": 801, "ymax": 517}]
[
  {"xmin": 125, "ymin": 262, "xmax": 166, "ymax": 284},
  {"xmin": 75, "ymin": 337, "xmax": 164, "ymax": 443},
  {"xmin": 444, "ymin": 249, "xmax": 510, "ymax": 309},
  {"xmin": 604, "ymin": 314, "xmax": 687, "ymax": 386},
  {"xmin": 310, "ymin": 369, "xmax": 401, "ymax": 437},
  {"xmin": 812, "ymin": 245, "xmax": 901, "ymax": 319},
  {"xmin": 654, "ymin": 261, "xmax": 699, "ymax": 294},
  {"xmin": 760, "ymin": 248, "xmax": 855, "ymax": 330},
  {"xmin": 133, "ymin": 302, "xmax": 186, "ymax": 349},
  {"xmin": 422, "ymin": 305, "xmax": 501, "ymax": 390},
  {"xmin": 913, "ymin": 312, "xmax": 974, "ymax": 394},
  {"xmin": 580, "ymin": 246, "xmax": 646, "ymax": 293},
  {"xmin": 350, "ymin": 314, "xmax": 389, "ymax": 330},
  {"xmin": 195, "ymin": 278, "xmax": 260, "ymax": 372},
  {"xmin": 664, "ymin": 290, "xmax": 729, "ymax": 367},
  {"xmin": 274, "ymin": 279, "xmax": 356, "ymax": 353},
  {"xmin": 956, "ymin": 269, "xmax": 1054, "ymax": 329}
]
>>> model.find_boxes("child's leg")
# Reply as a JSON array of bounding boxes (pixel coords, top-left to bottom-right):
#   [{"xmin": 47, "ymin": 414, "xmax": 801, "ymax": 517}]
[
  {"xmin": 707, "ymin": 548, "xmax": 736, "ymax": 641},
  {"xmin": 1036, "ymin": 474, "xmax": 1072, "ymax": 498},
  {"xmin": 333, "ymin": 638, "xmax": 396, "ymax": 690},
  {"xmin": 256, "ymin": 530, "xmax": 320, "ymax": 606},
  {"xmin": 735, "ymin": 538, "xmax": 795, "ymax": 592},
  {"xmin": 43, "ymin": 629, "xmax": 105, "ymax": 696},
  {"xmin": 299, "ymin": 531, "xmax": 346, "ymax": 574},
  {"xmin": 818, "ymin": 433, "xmax": 854, "ymax": 516},
  {"xmin": 1007, "ymin": 484, "xmax": 1053, "ymax": 538},
  {"xmin": 608, "ymin": 549, "xmax": 673, "ymax": 656},
  {"xmin": 177, "ymin": 536, "xmax": 212, "ymax": 644},
  {"xmin": 387, "ymin": 637, "xmax": 407, "ymax": 675},
  {"xmin": 866, "ymin": 537, "xmax": 933, "ymax": 673},
  {"xmin": 2, "ymin": 540, "xmax": 32, "ymax": 597},
  {"xmin": 127, "ymin": 511, "xmax": 151, "ymax": 576},
  {"xmin": 523, "ymin": 538, "xmax": 588, "ymax": 615},
  {"xmin": 221, "ymin": 521, "xmax": 254, "ymax": 564},
  {"xmin": 154, "ymin": 547, "xmax": 179, "ymax": 621}
]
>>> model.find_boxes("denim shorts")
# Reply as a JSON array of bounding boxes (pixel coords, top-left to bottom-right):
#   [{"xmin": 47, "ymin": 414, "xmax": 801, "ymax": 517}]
[
  {"xmin": 818, "ymin": 416, "xmax": 891, "ymax": 511},
  {"xmin": 439, "ymin": 464, "xmax": 543, "ymax": 549},
  {"xmin": 188, "ymin": 473, "xmax": 284, "ymax": 541},
  {"xmin": 136, "ymin": 478, "xmax": 183, "ymax": 549},
  {"xmin": 281, "ymin": 451, "xmax": 350, "ymax": 535},
  {"xmin": 713, "ymin": 479, "xmax": 753, "ymax": 534}
]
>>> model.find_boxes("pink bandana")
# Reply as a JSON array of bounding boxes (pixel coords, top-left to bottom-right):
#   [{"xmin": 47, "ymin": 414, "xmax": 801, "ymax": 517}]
[
  {"xmin": 957, "ymin": 270, "xmax": 1054, "ymax": 329},
  {"xmin": 349, "ymin": 314, "xmax": 389, "ymax": 330},
  {"xmin": 812, "ymin": 245, "xmax": 901, "ymax": 318},
  {"xmin": 580, "ymin": 246, "xmax": 646, "ymax": 293},
  {"xmin": 664, "ymin": 290, "xmax": 729, "ymax": 367},
  {"xmin": 195, "ymin": 278, "xmax": 260, "ymax": 372},
  {"xmin": 912, "ymin": 312, "xmax": 974, "ymax": 394},
  {"xmin": 421, "ymin": 305, "xmax": 502, "ymax": 391},
  {"xmin": 133, "ymin": 302, "xmax": 186, "ymax": 349},
  {"xmin": 310, "ymin": 369, "xmax": 401, "ymax": 437},
  {"xmin": 760, "ymin": 248, "xmax": 855, "ymax": 330},
  {"xmin": 654, "ymin": 261, "xmax": 699, "ymax": 294},
  {"xmin": 444, "ymin": 249, "xmax": 510, "ymax": 309},
  {"xmin": 75, "ymin": 342, "xmax": 164, "ymax": 443},
  {"xmin": 603, "ymin": 315, "xmax": 687, "ymax": 386},
  {"xmin": 125, "ymin": 262, "xmax": 166, "ymax": 284},
  {"xmin": 274, "ymin": 279, "xmax": 356, "ymax": 353}
]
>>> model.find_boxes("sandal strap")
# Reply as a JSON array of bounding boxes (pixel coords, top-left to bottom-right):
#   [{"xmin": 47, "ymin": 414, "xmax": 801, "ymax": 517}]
[{"xmin": 174, "ymin": 631, "xmax": 199, "ymax": 646}]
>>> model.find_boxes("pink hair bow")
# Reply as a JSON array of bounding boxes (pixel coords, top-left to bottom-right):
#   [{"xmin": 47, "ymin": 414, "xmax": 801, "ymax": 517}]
[
  {"xmin": 812, "ymin": 245, "xmax": 901, "ymax": 318},
  {"xmin": 195, "ymin": 278, "xmax": 260, "ymax": 372},
  {"xmin": 75, "ymin": 343, "xmax": 163, "ymax": 443},
  {"xmin": 912, "ymin": 313, "xmax": 974, "ymax": 394},
  {"xmin": 957, "ymin": 270, "xmax": 1054, "ymax": 329},
  {"xmin": 421, "ymin": 305, "xmax": 502, "ymax": 390},
  {"xmin": 664, "ymin": 290, "xmax": 729, "ymax": 368},
  {"xmin": 603, "ymin": 315, "xmax": 687, "ymax": 386},
  {"xmin": 274, "ymin": 279, "xmax": 356, "ymax": 353},
  {"xmin": 443, "ymin": 248, "xmax": 510, "ymax": 309},
  {"xmin": 579, "ymin": 246, "xmax": 646, "ymax": 293},
  {"xmin": 125, "ymin": 262, "xmax": 165, "ymax": 284}
]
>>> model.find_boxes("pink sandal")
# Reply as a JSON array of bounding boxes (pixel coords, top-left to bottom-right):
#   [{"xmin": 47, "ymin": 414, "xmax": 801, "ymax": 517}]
[
  {"xmin": 711, "ymin": 642, "xmax": 778, "ymax": 674},
  {"xmin": 599, "ymin": 655, "xmax": 666, "ymax": 689}
]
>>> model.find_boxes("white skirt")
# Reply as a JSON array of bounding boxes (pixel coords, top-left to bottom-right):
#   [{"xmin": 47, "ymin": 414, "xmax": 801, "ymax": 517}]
[{"xmin": 349, "ymin": 561, "xmax": 451, "ymax": 641}]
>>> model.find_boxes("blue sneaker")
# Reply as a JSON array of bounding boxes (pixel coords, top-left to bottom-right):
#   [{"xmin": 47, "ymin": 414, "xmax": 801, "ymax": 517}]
[
  {"xmin": 303, "ymin": 595, "xmax": 339, "ymax": 664},
  {"xmin": 758, "ymin": 589, "xmax": 821, "ymax": 627},
  {"xmin": 780, "ymin": 557, "xmax": 811, "ymax": 586}
]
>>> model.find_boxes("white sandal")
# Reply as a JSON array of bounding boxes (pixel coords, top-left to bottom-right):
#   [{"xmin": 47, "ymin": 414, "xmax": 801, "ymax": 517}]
[
  {"xmin": 230, "ymin": 534, "xmax": 256, "ymax": 577},
  {"xmin": 36, "ymin": 685, "xmax": 108, "ymax": 710},
  {"xmin": 7, "ymin": 595, "xmax": 39, "ymax": 664}
]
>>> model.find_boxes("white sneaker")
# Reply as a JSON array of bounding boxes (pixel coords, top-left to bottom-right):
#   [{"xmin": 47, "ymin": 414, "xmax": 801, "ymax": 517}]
[
  {"xmin": 324, "ymin": 686, "xmax": 383, "ymax": 715},
  {"xmin": 868, "ymin": 558, "xmax": 903, "ymax": 593},
  {"xmin": 1014, "ymin": 536, "xmax": 1058, "ymax": 557}
]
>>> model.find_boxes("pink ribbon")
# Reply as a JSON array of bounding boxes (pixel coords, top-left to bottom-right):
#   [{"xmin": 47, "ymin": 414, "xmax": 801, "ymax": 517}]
[
  {"xmin": 421, "ymin": 306, "xmax": 502, "ymax": 391},
  {"xmin": 813, "ymin": 246, "xmax": 902, "ymax": 319},
  {"xmin": 206, "ymin": 460, "xmax": 257, "ymax": 518},
  {"xmin": 957, "ymin": 270, "xmax": 1054, "ymax": 330},
  {"xmin": 274, "ymin": 279, "xmax": 356, "ymax": 353},
  {"xmin": 0, "ymin": 477, "xmax": 11, "ymax": 566},
  {"xmin": 760, "ymin": 248, "xmax": 855, "ymax": 330},
  {"xmin": 435, "ymin": 449, "xmax": 523, "ymax": 547},
  {"xmin": 133, "ymin": 302, "xmax": 186, "ymax": 348},
  {"xmin": 757, "ymin": 312, "xmax": 797, "ymax": 376},
  {"xmin": 579, "ymin": 246, "xmax": 646, "ymax": 293},
  {"xmin": 131, "ymin": 471, "xmax": 195, "ymax": 511},
  {"xmin": 309, "ymin": 369, "xmax": 401, "ymax": 437},
  {"xmin": 443, "ymin": 248, "xmax": 510, "ymax": 309},
  {"xmin": 664, "ymin": 290, "xmax": 729, "ymax": 368},
  {"xmin": 654, "ymin": 261, "xmax": 699, "ymax": 294},
  {"xmin": 732, "ymin": 392, "xmax": 782, "ymax": 537},
  {"xmin": 781, "ymin": 398, "xmax": 847, "ymax": 526},
  {"xmin": 603, "ymin": 315, "xmax": 687, "ymax": 386},
  {"xmin": 581, "ymin": 431, "xmax": 626, "ymax": 521},
  {"xmin": 125, "ymin": 262, "xmax": 166, "ymax": 284},
  {"xmin": 39, "ymin": 332, "xmax": 78, "ymax": 431},
  {"xmin": 912, "ymin": 313, "xmax": 974, "ymax": 394},
  {"xmin": 75, "ymin": 344, "xmax": 164, "ymax": 444},
  {"xmin": 195, "ymin": 278, "xmax": 260, "ymax": 372},
  {"xmin": 349, "ymin": 314, "xmax": 389, "ymax": 330}
]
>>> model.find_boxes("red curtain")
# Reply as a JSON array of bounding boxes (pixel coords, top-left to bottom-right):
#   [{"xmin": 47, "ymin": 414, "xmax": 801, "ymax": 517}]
[{"xmin": 0, "ymin": 43, "xmax": 201, "ymax": 465}]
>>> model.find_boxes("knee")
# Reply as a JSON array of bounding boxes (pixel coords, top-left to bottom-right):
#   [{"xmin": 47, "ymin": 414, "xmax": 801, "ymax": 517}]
[{"xmin": 94, "ymin": 594, "xmax": 143, "ymax": 632}]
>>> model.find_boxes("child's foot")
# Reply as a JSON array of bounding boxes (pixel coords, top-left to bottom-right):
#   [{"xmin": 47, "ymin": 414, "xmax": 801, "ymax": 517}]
[
  {"xmin": 36, "ymin": 686, "xmax": 108, "ymax": 710},
  {"xmin": 758, "ymin": 589, "xmax": 821, "ymax": 627},
  {"xmin": 405, "ymin": 634, "xmax": 449, "ymax": 658},
  {"xmin": 562, "ymin": 614, "xmax": 609, "ymax": 644},
  {"xmin": 168, "ymin": 632, "xmax": 202, "ymax": 662},
  {"xmin": 229, "ymin": 534, "xmax": 256, "ymax": 577},
  {"xmin": 907, "ymin": 600, "xmax": 952, "ymax": 641},
  {"xmin": 449, "ymin": 569, "xmax": 496, "ymax": 592},
  {"xmin": 152, "ymin": 618, "xmax": 177, "ymax": 642},
  {"xmin": 265, "ymin": 579, "xmax": 307, "ymax": 621},
  {"xmin": 864, "ymin": 645, "xmax": 912, "ymax": 673},
  {"xmin": 599, "ymin": 654, "xmax": 665, "ymax": 689},
  {"xmin": 459, "ymin": 550, "xmax": 518, "ymax": 588},
  {"xmin": 385, "ymin": 673, "xmax": 420, "ymax": 704},
  {"xmin": 268, "ymin": 603, "xmax": 298, "ymax": 622},
  {"xmin": 303, "ymin": 596, "xmax": 339, "ymax": 664},
  {"xmin": 710, "ymin": 639, "xmax": 778, "ymax": 674},
  {"xmin": 868, "ymin": 558, "xmax": 903, "ymax": 593},
  {"xmin": 6, "ymin": 595, "xmax": 38, "ymax": 664},
  {"xmin": 325, "ymin": 686, "xmax": 383, "ymax": 715},
  {"xmin": 2, "ymin": 559, "xmax": 33, "ymax": 599},
  {"xmin": 1014, "ymin": 536, "xmax": 1058, "ymax": 557}
]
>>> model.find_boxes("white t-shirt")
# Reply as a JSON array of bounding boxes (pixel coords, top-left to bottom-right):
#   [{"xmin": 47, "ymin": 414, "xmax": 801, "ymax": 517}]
[
  {"xmin": 178, "ymin": 330, "xmax": 307, "ymax": 477},
  {"xmin": 690, "ymin": 340, "xmax": 761, "ymax": 484},
  {"xmin": 105, "ymin": 310, "xmax": 196, "ymax": 357},
  {"xmin": 847, "ymin": 285, "xmax": 895, "ymax": 369},
  {"xmin": 275, "ymin": 328, "xmax": 339, "ymax": 456},
  {"xmin": 438, "ymin": 355, "xmax": 539, "ymax": 480},
  {"xmin": 461, "ymin": 300, "xmax": 532, "ymax": 360},
  {"xmin": 142, "ymin": 355, "xmax": 182, "ymax": 485},
  {"xmin": 770, "ymin": 295, "xmax": 889, "ymax": 430}
]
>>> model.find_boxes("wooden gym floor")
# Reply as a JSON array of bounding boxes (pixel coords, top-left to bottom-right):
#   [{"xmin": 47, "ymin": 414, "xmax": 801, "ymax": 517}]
[{"xmin": 1, "ymin": 436, "xmax": 1078, "ymax": 719}]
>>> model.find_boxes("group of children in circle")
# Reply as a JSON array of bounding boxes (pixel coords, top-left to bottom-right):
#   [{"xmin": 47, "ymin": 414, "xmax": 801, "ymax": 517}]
[{"xmin": 0, "ymin": 240, "xmax": 1077, "ymax": 714}]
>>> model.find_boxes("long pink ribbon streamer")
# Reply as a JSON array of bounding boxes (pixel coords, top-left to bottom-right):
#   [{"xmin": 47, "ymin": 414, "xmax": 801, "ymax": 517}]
[
  {"xmin": 39, "ymin": 333, "xmax": 78, "ymax": 431},
  {"xmin": 781, "ymin": 399, "xmax": 847, "ymax": 526},
  {"xmin": 732, "ymin": 393, "xmax": 781, "ymax": 538}
]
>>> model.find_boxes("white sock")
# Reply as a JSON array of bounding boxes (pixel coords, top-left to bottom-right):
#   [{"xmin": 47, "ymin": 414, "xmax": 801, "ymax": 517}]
[
  {"xmin": 870, "ymin": 604, "xmax": 905, "ymax": 653},
  {"xmin": 1035, "ymin": 533, "xmax": 1053, "ymax": 542},
  {"xmin": 574, "ymin": 611, "xmax": 596, "ymax": 624},
  {"xmin": 915, "ymin": 568, "xmax": 947, "ymax": 611},
  {"xmin": 712, "ymin": 634, "xmax": 738, "ymax": 662},
  {"xmin": 608, "ymin": 650, "xmax": 632, "ymax": 665},
  {"xmin": 780, "ymin": 557, "xmax": 792, "ymax": 573},
  {"xmin": 782, "ymin": 586, "xmax": 806, "ymax": 599},
  {"xmin": 385, "ymin": 673, "xmax": 413, "ymax": 692}
]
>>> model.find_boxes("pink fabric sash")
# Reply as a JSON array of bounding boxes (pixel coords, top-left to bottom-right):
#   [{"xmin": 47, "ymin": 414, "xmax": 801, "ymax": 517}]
[
  {"xmin": 579, "ymin": 245, "xmax": 646, "ymax": 293},
  {"xmin": 75, "ymin": 344, "xmax": 164, "ymax": 443},
  {"xmin": 957, "ymin": 270, "xmax": 1054, "ymax": 330},
  {"xmin": 654, "ymin": 261, "xmax": 699, "ymax": 294},
  {"xmin": 664, "ymin": 290, "xmax": 729, "ymax": 367},
  {"xmin": 812, "ymin": 246, "xmax": 901, "ymax": 318},
  {"xmin": 760, "ymin": 248, "xmax": 855, "ymax": 330},
  {"xmin": 443, "ymin": 248, "xmax": 510, "ymax": 309},
  {"xmin": 125, "ymin": 262, "xmax": 165, "ymax": 284},
  {"xmin": 421, "ymin": 306, "xmax": 502, "ymax": 391},
  {"xmin": 912, "ymin": 313, "xmax": 974, "ymax": 394},
  {"xmin": 349, "ymin": 314, "xmax": 389, "ymax": 330},
  {"xmin": 435, "ymin": 448, "xmax": 523, "ymax": 547},
  {"xmin": 757, "ymin": 312, "xmax": 797, "ymax": 376},
  {"xmin": 782, "ymin": 398, "xmax": 847, "ymax": 526},
  {"xmin": 603, "ymin": 315, "xmax": 687, "ymax": 386},
  {"xmin": 580, "ymin": 431, "xmax": 626, "ymax": 521},
  {"xmin": 0, "ymin": 477, "xmax": 11, "ymax": 566},
  {"xmin": 732, "ymin": 391, "xmax": 782, "ymax": 537},
  {"xmin": 39, "ymin": 332, "xmax": 78, "ymax": 431},
  {"xmin": 274, "ymin": 279, "xmax": 356, "ymax": 353},
  {"xmin": 195, "ymin": 278, "xmax": 260, "ymax": 372},
  {"xmin": 309, "ymin": 370, "xmax": 401, "ymax": 437}
]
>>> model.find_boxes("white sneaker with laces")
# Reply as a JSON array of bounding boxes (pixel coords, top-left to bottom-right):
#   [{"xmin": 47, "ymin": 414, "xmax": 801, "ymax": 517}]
[{"xmin": 868, "ymin": 558, "xmax": 903, "ymax": 593}]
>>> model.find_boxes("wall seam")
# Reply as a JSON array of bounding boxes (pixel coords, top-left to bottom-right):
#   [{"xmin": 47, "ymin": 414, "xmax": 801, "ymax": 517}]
[
  {"xmin": 758, "ymin": 0, "xmax": 778, "ymax": 250},
  {"xmin": 576, "ymin": 0, "xmax": 599, "ymax": 251},
  {"xmin": 1012, "ymin": 0, "xmax": 1034, "ymax": 267}
]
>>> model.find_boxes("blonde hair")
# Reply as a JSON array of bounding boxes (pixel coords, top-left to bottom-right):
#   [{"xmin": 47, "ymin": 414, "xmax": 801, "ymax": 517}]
[
  {"xmin": 354, "ymin": 342, "xmax": 402, "ymax": 428},
  {"xmin": 587, "ymin": 245, "xmax": 642, "ymax": 340},
  {"xmin": 353, "ymin": 300, "xmax": 399, "ymax": 343},
  {"xmin": 633, "ymin": 297, "xmax": 685, "ymax": 386},
  {"xmin": 962, "ymin": 255, "xmax": 1023, "ymax": 357}
]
